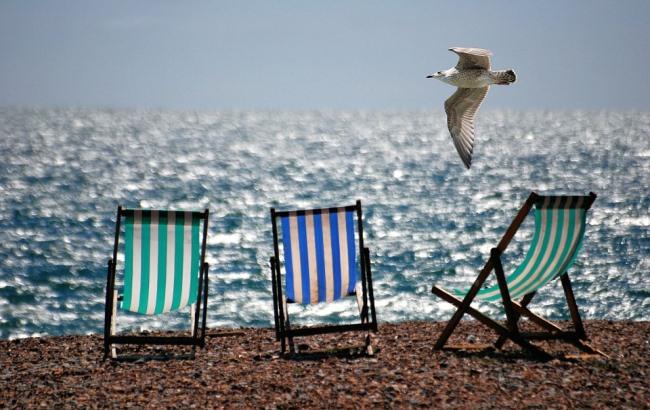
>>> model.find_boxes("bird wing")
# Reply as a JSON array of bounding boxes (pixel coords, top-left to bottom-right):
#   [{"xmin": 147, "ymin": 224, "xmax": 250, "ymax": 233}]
[
  {"xmin": 449, "ymin": 47, "xmax": 492, "ymax": 70},
  {"xmin": 444, "ymin": 86, "xmax": 489, "ymax": 169}
]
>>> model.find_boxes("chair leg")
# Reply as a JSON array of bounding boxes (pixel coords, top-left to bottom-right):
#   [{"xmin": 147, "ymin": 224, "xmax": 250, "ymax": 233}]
[
  {"xmin": 190, "ymin": 303, "xmax": 197, "ymax": 358},
  {"xmin": 111, "ymin": 290, "xmax": 117, "ymax": 359},
  {"xmin": 363, "ymin": 248, "xmax": 378, "ymax": 331},
  {"xmin": 432, "ymin": 290, "xmax": 473, "ymax": 349},
  {"xmin": 190, "ymin": 303, "xmax": 196, "ymax": 336},
  {"xmin": 495, "ymin": 292, "xmax": 536, "ymax": 349},
  {"xmin": 355, "ymin": 283, "xmax": 373, "ymax": 355},
  {"xmin": 432, "ymin": 254, "xmax": 496, "ymax": 349},
  {"xmin": 270, "ymin": 258, "xmax": 280, "ymax": 341},
  {"xmin": 492, "ymin": 249, "xmax": 520, "ymax": 335},
  {"xmin": 200, "ymin": 263, "xmax": 209, "ymax": 344},
  {"xmin": 559, "ymin": 274, "xmax": 607, "ymax": 356},
  {"xmin": 355, "ymin": 282, "xmax": 368, "ymax": 324},
  {"xmin": 282, "ymin": 299, "xmax": 295, "ymax": 354},
  {"xmin": 560, "ymin": 273, "xmax": 586, "ymax": 340},
  {"xmin": 103, "ymin": 260, "xmax": 114, "ymax": 360},
  {"xmin": 278, "ymin": 297, "xmax": 286, "ymax": 354}
]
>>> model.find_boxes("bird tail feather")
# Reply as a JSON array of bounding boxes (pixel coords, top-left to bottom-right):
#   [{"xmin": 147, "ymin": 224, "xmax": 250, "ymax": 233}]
[{"xmin": 493, "ymin": 69, "xmax": 516, "ymax": 85}]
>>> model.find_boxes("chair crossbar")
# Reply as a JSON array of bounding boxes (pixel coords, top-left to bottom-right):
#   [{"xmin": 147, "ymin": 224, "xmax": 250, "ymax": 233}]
[
  {"xmin": 285, "ymin": 323, "xmax": 376, "ymax": 338},
  {"xmin": 511, "ymin": 301, "xmax": 564, "ymax": 332},
  {"xmin": 519, "ymin": 331, "xmax": 580, "ymax": 341},
  {"xmin": 107, "ymin": 335, "xmax": 201, "ymax": 346}
]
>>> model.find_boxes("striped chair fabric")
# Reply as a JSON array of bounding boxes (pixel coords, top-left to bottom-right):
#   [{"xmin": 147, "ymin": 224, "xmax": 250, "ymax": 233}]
[
  {"xmin": 455, "ymin": 196, "xmax": 589, "ymax": 302},
  {"xmin": 122, "ymin": 210, "xmax": 202, "ymax": 315},
  {"xmin": 280, "ymin": 208, "xmax": 357, "ymax": 305}
]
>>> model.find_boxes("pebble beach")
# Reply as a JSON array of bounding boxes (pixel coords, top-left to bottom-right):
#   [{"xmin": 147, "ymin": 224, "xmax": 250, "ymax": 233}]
[{"xmin": 2, "ymin": 320, "xmax": 648, "ymax": 408}]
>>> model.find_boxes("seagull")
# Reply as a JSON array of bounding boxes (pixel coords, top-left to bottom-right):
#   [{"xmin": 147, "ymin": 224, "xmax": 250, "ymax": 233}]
[{"xmin": 427, "ymin": 47, "xmax": 516, "ymax": 169}]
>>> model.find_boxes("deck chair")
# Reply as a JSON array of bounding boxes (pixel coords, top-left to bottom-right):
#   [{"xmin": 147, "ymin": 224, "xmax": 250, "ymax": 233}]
[
  {"xmin": 270, "ymin": 200, "xmax": 378, "ymax": 355},
  {"xmin": 104, "ymin": 207, "xmax": 210, "ymax": 360},
  {"xmin": 432, "ymin": 192, "xmax": 605, "ymax": 359}
]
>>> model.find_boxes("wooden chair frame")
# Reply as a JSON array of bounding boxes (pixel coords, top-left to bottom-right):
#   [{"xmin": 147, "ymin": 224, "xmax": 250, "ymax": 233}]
[
  {"xmin": 432, "ymin": 192, "xmax": 605, "ymax": 359},
  {"xmin": 103, "ymin": 206, "xmax": 210, "ymax": 360},
  {"xmin": 270, "ymin": 200, "xmax": 378, "ymax": 354}
]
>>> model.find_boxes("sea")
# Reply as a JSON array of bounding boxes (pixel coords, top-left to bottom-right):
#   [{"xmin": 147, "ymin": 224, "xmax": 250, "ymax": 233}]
[{"xmin": 0, "ymin": 108, "xmax": 648, "ymax": 340}]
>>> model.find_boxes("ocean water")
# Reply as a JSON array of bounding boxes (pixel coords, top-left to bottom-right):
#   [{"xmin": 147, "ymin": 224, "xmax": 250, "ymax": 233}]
[{"xmin": 0, "ymin": 108, "xmax": 648, "ymax": 340}]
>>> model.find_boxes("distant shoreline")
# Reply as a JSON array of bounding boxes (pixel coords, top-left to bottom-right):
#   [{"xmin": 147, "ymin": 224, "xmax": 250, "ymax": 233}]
[{"xmin": 2, "ymin": 320, "xmax": 648, "ymax": 408}]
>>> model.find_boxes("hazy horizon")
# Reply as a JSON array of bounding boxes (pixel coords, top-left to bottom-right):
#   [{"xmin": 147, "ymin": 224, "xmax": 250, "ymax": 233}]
[{"xmin": 1, "ymin": 1, "xmax": 649, "ymax": 111}]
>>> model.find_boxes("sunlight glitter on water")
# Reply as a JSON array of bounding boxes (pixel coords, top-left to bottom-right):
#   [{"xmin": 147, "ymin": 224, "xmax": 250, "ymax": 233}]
[{"xmin": 0, "ymin": 108, "xmax": 648, "ymax": 339}]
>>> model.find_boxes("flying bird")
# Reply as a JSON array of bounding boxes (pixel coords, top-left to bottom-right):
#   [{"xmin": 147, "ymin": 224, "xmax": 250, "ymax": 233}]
[{"xmin": 427, "ymin": 47, "xmax": 516, "ymax": 169}]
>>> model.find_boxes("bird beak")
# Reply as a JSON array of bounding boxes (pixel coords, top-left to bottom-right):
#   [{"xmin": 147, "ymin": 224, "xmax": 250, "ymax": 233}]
[{"xmin": 426, "ymin": 75, "xmax": 434, "ymax": 78}]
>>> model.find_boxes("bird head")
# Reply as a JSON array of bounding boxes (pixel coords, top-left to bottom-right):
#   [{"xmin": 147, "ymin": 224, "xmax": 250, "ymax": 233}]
[{"xmin": 426, "ymin": 71, "xmax": 443, "ymax": 79}]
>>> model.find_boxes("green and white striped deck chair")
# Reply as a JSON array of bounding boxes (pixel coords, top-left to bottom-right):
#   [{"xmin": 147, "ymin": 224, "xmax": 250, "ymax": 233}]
[
  {"xmin": 432, "ymin": 192, "xmax": 605, "ymax": 358},
  {"xmin": 104, "ymin": 207, "xmax": 210, "ymax": 360}
]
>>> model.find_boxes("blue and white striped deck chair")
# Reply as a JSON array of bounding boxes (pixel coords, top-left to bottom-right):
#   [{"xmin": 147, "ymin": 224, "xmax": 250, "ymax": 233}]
[
  {"xmin": 270, "ymin": 200, "xmax": 378, "ymax": 354},
  {"xmin": 104, "ymin": 207, "xmax": 210, "ymax": 360},
  {"xmin": 432, "ymin": 192, "xmax": 605, "ymax": 358}
]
